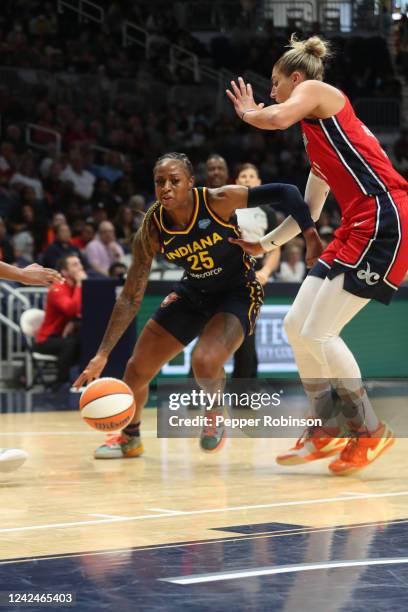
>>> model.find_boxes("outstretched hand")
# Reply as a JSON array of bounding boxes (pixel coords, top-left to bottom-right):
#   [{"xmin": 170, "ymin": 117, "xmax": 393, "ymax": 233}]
[
  {"xmin": 228, "ymin": 237, "xmax": 266, "ymax": 257},
  {"xmin": 226, "ymin": 77, "xmax": 265, "ymax": 119},
  {"xmin": 21, "ymin": 263, "xmax": 62, "ymax": 286},
  {"xmin": 73, "ymin": 353, "xmax": 108, "ymax": 390}
]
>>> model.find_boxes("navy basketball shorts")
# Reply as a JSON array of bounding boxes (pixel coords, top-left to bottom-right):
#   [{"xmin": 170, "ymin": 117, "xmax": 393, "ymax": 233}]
[
  {"xmin": 151, "ymin": 280, "xmax": 264, "ymax": 346},
  {"xmin": 310, "ymin": 190, "xmax": 408, "ymax": 304}
]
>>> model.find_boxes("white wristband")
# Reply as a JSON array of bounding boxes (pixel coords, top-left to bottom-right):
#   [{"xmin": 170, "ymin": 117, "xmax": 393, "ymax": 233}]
[{"xmin": 260, "ymin": 235, "xmax": 280, "ymax": 252}]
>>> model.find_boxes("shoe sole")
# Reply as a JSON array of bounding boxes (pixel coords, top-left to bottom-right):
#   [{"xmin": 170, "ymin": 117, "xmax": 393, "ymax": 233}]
[
  {"xmin": 276, "ymin": 444, "xmax": 348, "ymax": 466},
  {"xmin": 94, "ymin": 444, "xmax": 144, "ymax": 460},
  {"xmin": 329, "ymin": 437, "xmax": 395, "ymax": 476}
]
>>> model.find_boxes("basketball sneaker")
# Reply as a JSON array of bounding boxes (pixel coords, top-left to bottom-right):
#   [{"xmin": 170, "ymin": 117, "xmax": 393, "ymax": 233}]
[
  {"xmin": 276, "ymin": 426, "xmax": 348, "ymax": 466},
  {"xmin": 329, "ymin": 422, "xmax": 395, "ymax": 476},
  {"xmin": 200, "ymin": 409, "xmax": 226, "ymax": 452},
  {"xmin": 0, "ymin": 448, "xmax": 28, "ymax": 472},
  {"xmin": 94, "ymin": 433, "xmax": 144, "ymax": 459}
]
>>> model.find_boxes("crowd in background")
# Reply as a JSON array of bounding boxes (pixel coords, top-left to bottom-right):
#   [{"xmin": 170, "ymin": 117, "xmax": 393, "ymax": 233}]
[{"xmin": 0, "ymin": 0, "xmax": 407, "ymax": 283}]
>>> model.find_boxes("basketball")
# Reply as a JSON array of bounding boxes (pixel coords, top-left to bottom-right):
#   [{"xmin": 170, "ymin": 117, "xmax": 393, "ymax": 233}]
[{"xmin": 79, "ymin": 378, "xmax": 135, "ymax": 432}]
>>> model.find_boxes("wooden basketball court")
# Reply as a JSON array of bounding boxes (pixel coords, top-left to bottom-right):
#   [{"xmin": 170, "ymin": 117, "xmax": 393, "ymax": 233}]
[{"xmin": 1, "ymin": 398, "xmax": 408, "ymax": 611}]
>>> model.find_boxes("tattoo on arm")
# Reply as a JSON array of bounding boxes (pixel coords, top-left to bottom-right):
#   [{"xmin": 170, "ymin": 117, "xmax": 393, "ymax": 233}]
[{"xmin": 98, "ymin": 227, "xmax": 159, "ymax": 356}]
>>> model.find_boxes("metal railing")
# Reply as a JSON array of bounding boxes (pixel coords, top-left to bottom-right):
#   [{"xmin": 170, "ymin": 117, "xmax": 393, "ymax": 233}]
[
  {"xmin": 0, "ymin": 283, "xmax": 48, "ymax": 382},
  {"xmin": 25, "ymin": 124, "xmax": 62, "ymax": 155},
  {"xmin": 263, "ymin": 0, "xmax": 315, "ymax": 27},
  {"xmin": 122, "ymin": 21, "xmax": 201, "ymax": 82},
  {"xmin": 57, "ymin": 0, "xmax": 104, "ymax": 24},
  {"xmin": 122, "ymin": 21, "xmax": 149, "ymax": 54},
  {"xmin": 319, "ymin": 1, "xmax": 353, "ymax": 32},
  {"xmin": 169, "ymin": 45, "xmax": 201, "ymax": 83}
]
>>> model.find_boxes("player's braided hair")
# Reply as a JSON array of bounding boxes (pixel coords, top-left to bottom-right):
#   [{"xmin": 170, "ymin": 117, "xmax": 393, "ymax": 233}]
[{"xmin": 138, "ymin": 153, "xmax": 194, "ymax": 258}]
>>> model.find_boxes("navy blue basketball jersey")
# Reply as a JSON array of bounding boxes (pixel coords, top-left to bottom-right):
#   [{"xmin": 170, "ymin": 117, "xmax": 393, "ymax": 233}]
[{"xmin": 153, "ymin": 187, "xmax": 256, "ymax": 291}]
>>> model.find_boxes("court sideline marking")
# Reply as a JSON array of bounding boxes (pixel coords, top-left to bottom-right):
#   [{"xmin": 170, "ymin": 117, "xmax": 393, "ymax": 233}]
[
  {"xmin": 1, "ymin": 519, "xmax": 407, "ymax": 565},
  {"xmin": 160, "ymin": 557, "xmax": 408, "ymax": 584},
  {"xmin": 0, "ymin": 490, "xmax": 407, "ymax": 534}
]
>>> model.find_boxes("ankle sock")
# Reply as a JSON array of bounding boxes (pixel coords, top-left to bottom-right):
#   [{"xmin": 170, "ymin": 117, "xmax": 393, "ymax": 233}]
[{"xmin": 123, "ymin": 421, "xmax": 141, "ymax": 437}]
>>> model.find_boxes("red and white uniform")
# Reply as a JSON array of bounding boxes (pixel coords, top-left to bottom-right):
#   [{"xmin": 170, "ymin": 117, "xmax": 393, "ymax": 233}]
[{"xmin": 302, "ymin": 95, "xmax": 408, "ymax": 303}]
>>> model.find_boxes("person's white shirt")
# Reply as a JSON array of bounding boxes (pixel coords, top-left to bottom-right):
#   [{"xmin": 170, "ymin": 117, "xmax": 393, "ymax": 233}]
[
  {"xmin": 279, "ymin": 261, "xmax": 306, "ymax": 282},
  {"xmin": 9, "ymin": 173, "xmax": 44, "ymax": 199},
  {"xmin": 59, "ymin": 164, "xmax": 95, "ymax": 200},
  {"xmin": 236, "ymin": 207, "xmax": 268, "ymax": 259}
]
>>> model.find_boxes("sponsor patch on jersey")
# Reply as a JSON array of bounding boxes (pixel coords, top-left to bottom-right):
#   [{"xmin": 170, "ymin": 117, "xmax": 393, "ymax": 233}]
[{"xmin": 198, "ymin": 218, "xmax": 211, "ymax": 230}]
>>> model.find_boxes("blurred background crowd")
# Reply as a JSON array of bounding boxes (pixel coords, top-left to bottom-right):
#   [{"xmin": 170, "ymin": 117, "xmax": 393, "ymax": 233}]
[{"xmin": 1, "ymin": 0, "xmax": 407, "ymax": 283}]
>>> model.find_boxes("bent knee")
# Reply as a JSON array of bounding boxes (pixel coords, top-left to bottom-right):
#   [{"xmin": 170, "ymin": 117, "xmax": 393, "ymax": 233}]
[
  {"xmin": 283, "ymin": 311, "xmax": 303, "ymax": 341},
  {"xmin": 125, "ymin": 356, "xmax": 154, "ymax": 386},
  {"xmin": 191, "ymin": 351, "xmax": 222, "ymax": 380}
]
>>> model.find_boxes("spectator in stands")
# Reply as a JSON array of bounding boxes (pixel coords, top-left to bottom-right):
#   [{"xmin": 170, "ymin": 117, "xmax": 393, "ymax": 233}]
[
  {"xmin": 91, "ymin": 151, "xmax": 124, "ymax": 184},
  {"xmin": 91, "ymin": 177, "xmax": 119, "ymax": 218},
  {"xmin": 233, "ymin": 162, "xmax": 280, "ymax": 381},
  {"xmin": 0, "ymin": 143, "xmax": 16, "ymax": 185},
  {"xmin": 0, "ymin": 216, "xmax": 15, "ymax": 263},
  {"xmin": 8, "ymin": 198, "xmax": 48, "ymax": 260},
  {"xmin": 114, "ymin": 204, "xmax": 138, "ymax": 251},
  {"xmin": 393, "ymin": 129, "xmax": 408, "ymax": 178},
  {"xmin": 71, "ymin": 221, "xmax": 96, "ymax": 252},
  {"xmin": 85, "ymin": 220, "xmax": 124, "ymax": 276},
  {"xmin": 34, "ymin": 254, "xmax": 86, "ymax": 386},
  {"xmin": 109, "ymin": 261, "xmax": 128, "ymax": 280},
  {"xmin": 59, "ymin": 151, "xmax": 95, "ymax": 201},
  {"xmin": 279, "ymin": 244, "xmax": 306, "ymax": 282},
  {"xmin": 128, "ymin": 194, "xmax": 146, "ymax": 230},
  {"xmin": 205, "ymin": 153, "xmax": 230, "ymax": 187},
  {"xmin": 42, "ymin": 222, "xmax": 84, "ymax": 269},
  {"xmin": 9, "ymin": 153, "xmax": 44, "ymax": 199}
]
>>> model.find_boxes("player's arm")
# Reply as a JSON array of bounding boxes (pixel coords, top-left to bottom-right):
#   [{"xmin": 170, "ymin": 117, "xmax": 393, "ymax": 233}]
[
  {"xmin": 73, "ymin": 225, "xmax": 159, "ymax": 388},
  {"xmin": 260, "ymin": 171, "xmax": 330, "ymax": 251},
  {"xmin": 208, "ymin": 181, "xmax": 323, "ymax": 268},
  {"xmin": 207, "ymin": 182, "xmax": 316, "ymax": 234},
  {"xmin": 0, "ymin": 261, "xmax": 61, "ymax": 286},
  {"xmin": 226, "ymin": 78, "xmax": 321, "ymax": 130}
]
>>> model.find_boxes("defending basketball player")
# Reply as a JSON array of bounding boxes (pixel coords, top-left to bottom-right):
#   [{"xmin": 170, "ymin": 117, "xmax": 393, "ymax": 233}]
[
  {"xmin": 74, "ymin": 152, "xmax": 322, "ymax": 459},
  {"xmin": 226, "ymin": 34, "xmax": 408, "ymax": 475},
  {"xmin": 0, "ymin": 261, "xmax": 62, "ymax": 472}
]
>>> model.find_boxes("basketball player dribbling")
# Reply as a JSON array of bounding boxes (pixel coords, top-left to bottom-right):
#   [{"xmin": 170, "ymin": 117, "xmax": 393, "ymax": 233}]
[
  {"xmin": 0, "ymin": 261, "xmax": 61, "ymax": 472},
  {"xmin": 74, "ymin": 152, "xmax": 322, "ymax": 459},
  {"xmin": 226, "ymin": 34, "xmax": 408, "ymax": 475}
]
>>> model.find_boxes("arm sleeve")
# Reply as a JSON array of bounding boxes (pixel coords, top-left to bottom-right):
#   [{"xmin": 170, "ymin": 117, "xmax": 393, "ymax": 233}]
[
  {"xmin": 260, "ymin": 173, "xmax": 330, "ymax": 251},
  {"xmin": 247, "ymin": 183, "xmax": 314, "ymax": 232}
]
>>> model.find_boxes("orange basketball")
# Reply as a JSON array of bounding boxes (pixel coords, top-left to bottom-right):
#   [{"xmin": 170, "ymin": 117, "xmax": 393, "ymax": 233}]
[{"xmin": 79, "ymin": 377, "xmax": 135, "ymax": 432}]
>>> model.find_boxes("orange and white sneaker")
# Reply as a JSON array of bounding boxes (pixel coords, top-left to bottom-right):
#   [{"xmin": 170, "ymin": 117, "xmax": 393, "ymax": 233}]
[
  {"xmin": 94, "ymin": 433, "xmax": 144, "ymax": 459},
  {"xmin": 329, "ymin": 422, "xmax": 395, "ymax": 476},
  {"xmin": 276, "ymin": 427, "xmax": 348, "ymax": 466}
]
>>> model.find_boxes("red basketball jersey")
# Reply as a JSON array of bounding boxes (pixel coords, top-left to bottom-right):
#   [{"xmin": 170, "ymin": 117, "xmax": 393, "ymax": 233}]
[{"xmin": 301, "ymin": 96, "xmax": 407, "ymax": 220}]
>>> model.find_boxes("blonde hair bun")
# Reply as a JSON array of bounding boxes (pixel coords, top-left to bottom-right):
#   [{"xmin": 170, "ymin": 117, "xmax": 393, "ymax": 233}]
[{"xmin": 288, "ymin": 34, "xmax": 331, "ymax": 60}]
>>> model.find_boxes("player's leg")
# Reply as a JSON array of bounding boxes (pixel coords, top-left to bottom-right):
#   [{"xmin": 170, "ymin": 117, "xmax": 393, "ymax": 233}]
[
  {"xmin": 95, "ymin": 290, "xmax": 206, "ymax": 459},
  {"xmin": 0, "ymin": 448, "xmax": 28, "ymax": 473},
  {"xmin": 277, "ymin": 275, "xmax": 348, "ymax": 465},
  {"xmin": 94, "ymin": 319, "xmax": 185, "ymax": 459},
  {"xmin": 192, "ymin": 312, "xmax": 245, "ymax": 451},
  {"xmin": 299, "ymin": 274, "xmax": 394, "ymax": 474}
]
